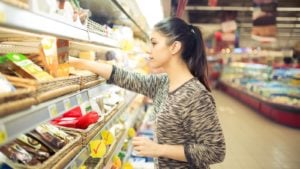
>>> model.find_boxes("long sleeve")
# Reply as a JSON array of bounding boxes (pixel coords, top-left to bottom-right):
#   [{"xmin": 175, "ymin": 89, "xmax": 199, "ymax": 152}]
[
  {"xmin": 182, "ymin": 90, "xmax": 226, "ymax": 168},
  {"xmin": 107, "ymin": 65, "xmax": 167, "ymax": 99}
]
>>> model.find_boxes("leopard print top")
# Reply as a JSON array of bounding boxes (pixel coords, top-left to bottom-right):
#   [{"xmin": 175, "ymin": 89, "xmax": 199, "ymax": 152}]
[{"xmin": 108, "ymin": 66, "xmax": 226, "ymax": 169}]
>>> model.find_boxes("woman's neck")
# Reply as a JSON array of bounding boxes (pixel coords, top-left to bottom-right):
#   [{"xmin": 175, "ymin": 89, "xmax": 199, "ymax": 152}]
[{"xmin": 164, "ymin": 57, "xmax": 194, "ymax": 92}]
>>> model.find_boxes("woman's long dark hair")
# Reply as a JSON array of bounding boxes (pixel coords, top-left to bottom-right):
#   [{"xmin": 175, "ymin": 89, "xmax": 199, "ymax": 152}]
[{"xmin": 154, "ymin": 17, "xmax": 211, "ymax": 92}]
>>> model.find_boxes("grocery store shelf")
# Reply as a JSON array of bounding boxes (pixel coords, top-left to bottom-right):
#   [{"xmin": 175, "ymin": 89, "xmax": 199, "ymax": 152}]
[
  {"xmin": 0, "ymin": 82, "xmax": 114, "ymax": 146},
  {"xmin": 0, "ymin": 90, "xmax": 89, "ymax": 146},
  {"xmin": 64, "ymin": 92, "xmax": 137, "ymax": 169},
  {"xmin": 0, "ymin": 1, "xmax": 119, "ymax": 48},
  {"xmin": 88, "ymin": 32, "xmax": 120, "ymax": 49},
  {"xmin": 104, "ymin": 105, "xmax": 142, "ymax": 169},
  {"xmin": 123, "ymin": 141, "xmax": 133, "ymax": 164},
  {"xmin": 111, "ymin": 0, "xmax": 149, "ymax": 40}
]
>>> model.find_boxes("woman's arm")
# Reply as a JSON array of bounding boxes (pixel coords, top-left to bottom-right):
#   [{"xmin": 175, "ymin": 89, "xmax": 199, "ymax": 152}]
[
  {"xmin": 132, "ymin": 137, "xmax": 187, "ymax": 161},
  {"xmin": 69, "ymin": 57, "xmax": 113, "ymax": 79},
  {"xmin": 182, "ymin": 91, "xmax": 226, "ymax": 167},
  {"xmin": 69, "ymin": 57, "xmax": 167, "ymax": 98}
]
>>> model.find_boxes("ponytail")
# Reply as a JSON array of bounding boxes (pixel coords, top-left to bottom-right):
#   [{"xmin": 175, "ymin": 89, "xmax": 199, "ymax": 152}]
[
  {"xmin": 188, "ymin": 25, "xmax": 211, "ymax": 92},
  {"xmin": 154, "ymin": 17, "xmax": 211, "ymax": 92}
]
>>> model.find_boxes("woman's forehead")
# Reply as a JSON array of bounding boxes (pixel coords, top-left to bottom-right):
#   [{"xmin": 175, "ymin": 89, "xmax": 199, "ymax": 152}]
[{"xmin": 150, "ymin": 31, "xmax": 165, "ymax": 40}]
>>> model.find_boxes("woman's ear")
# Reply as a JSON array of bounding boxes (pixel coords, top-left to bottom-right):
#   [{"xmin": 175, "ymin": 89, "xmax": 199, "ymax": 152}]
[{"xmin": 169, "ymin": 41, "xmax": 182, "ymax": 55}]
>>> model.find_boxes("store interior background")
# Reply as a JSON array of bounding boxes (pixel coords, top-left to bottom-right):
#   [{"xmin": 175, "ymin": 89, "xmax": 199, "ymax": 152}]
[{"xmin": 0, "ymin": 0, "xmax": 299, "ymax": 169}]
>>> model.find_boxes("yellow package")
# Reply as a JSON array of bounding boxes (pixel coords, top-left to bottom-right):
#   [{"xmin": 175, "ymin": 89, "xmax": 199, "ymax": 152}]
[{"xmin": 41, "ymin": 38, "xmax": 70, "ymax": 77}]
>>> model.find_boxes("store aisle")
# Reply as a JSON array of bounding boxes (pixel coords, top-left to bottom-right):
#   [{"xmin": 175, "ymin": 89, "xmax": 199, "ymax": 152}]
[{"xmin": 211, "ymin": 90, "xmax": 300, "ymax": 169}]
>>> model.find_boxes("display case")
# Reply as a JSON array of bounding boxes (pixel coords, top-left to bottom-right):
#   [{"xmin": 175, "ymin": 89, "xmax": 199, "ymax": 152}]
[{"xmin": 219, "ymin": 62, "xmax": 300, "ymax": 128}]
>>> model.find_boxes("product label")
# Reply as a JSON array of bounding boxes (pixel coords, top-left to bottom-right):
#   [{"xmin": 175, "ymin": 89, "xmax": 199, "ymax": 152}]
[
  {"xmin": 128, "ymin": 128, "xmax": 136, "ymax": 139},
  {"xmin": 0, "ymin": 123, "xmax": 7, "ymax": 144},
  {"xmin": 101, "ymin": 130, "xmax": 114, "ymax": 145},
  {"xmin": 64, "ymin": 98, "xmax": 72, "ymax": 110},
  {"xmin": 0, "ymin": 12, "xmax": 6, "ymax": 23},
  {"xmin": 48, "ymin": 104, "xmax": 58, "ymax": 118},
  {"xmin": 89, "ymin": 140, "xmax": 106, "ymax": 158},
  {"xmin": 76, "ymin": 94, "xmax": 83, "ymax": 104}
]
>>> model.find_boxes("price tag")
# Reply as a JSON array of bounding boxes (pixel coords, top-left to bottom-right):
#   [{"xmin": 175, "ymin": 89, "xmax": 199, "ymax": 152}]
[
  {"xmin": 64, "ymin": 99, "xmax": 72, "ymax": 110},
  {"xmin": 0, "ymin": 124, "xmax": 7, "ymax": 144},
  {"xmin": 76, "ymin": 94, "xmax": 83, "ymax": 104},
  {"xmin": 123, "ymin": 162, "xmax": 133, "ymax": 169},
  {"xmin": 79, "ymin": 165, "xmax": 87, "ymax": 169},
  {"xmin": 89, "ymin": 140, "xmax": 106, "ymax": 158},
  {"xmin": 48, "ymin": 104, "xmax": 58, "ymax": 118},
  {"xmin": 128, "ymin": 128, "xmax": 136, "ymax": 139},
  {"xmin": 0, "ymin": 12, "xmax": 6, "ymax": 23},
  {"xmin": 101, "ymin": 130, "xmax": 114, "ymax": 145}
]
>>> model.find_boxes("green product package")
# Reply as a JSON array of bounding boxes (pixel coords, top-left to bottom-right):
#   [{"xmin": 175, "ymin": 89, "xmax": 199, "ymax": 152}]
[
  {"xmin": 0, "ymin": 56, "xmax": 7, "ymax": 64},
  {"xmin": 6, "ymin": 53, "xmax": 53, "ymax": 81}
]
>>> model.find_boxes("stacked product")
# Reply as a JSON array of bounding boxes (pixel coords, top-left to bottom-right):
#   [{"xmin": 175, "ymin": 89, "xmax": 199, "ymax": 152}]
[{"xmin": 0, "ymin": 124, "xmax": 81, "ymax": 168}]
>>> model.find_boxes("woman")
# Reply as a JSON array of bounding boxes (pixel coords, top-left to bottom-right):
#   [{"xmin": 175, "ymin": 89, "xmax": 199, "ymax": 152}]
[{"xmin": 70, "ymin": 17, "xmax": 225, "ymax": 169}]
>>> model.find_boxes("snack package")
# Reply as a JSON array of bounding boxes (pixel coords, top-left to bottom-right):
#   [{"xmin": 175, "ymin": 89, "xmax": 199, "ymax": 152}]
[
  {"xmin": 28, "ymin": 128, "xmax": 65, "ymax": 153},
  {"xmin": 0, "ymin": 142, "xmax": 40, "ymax": 165},
  {"xmin": 76, "ymin": 111, "xmax": 99, "ymax": 129},
  {"xmin": 56, "ymin": 39, "xmax": 70, "ymax": 77},
  {"xmin": 39, "ymin": 124, "xmax": 73, "ymax": 141},
  {"xmin": 15, "ymin": 139, "xmax": 50, "ymax": 162},
  {"xmin": 41, "ymin": 38, "xmax": 69, "ymax": 77},
  {"xmin": 6, "ymin": 53, "xmax": 53, "ymax": 81}
]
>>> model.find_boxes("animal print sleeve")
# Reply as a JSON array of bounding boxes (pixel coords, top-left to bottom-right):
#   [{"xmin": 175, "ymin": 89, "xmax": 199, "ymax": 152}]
[
  {"xmin": 107, "ymin": 65, "xmax": 166, "ymax": 99},
  {"xmin": 183, "ymin": 90, "xmax": 226, "ymax": 167}
]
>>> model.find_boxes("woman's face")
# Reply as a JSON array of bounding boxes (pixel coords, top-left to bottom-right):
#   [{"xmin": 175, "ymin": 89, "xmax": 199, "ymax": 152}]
[{"xmin": 149, "ymin": 31, "xmax": 172, "ymax": 69}]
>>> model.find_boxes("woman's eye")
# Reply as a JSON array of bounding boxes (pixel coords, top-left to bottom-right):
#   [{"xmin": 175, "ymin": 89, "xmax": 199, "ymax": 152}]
[{"xmin": 152, "ymin": 42, "xmax": 157, "ymax": 46}]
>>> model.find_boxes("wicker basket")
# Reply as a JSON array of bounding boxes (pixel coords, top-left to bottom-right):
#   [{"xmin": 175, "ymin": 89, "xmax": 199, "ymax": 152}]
[
  {"xmin": 50, "ymin": 145, "xmax": 82, "ymax": 169},
  {"xmin": 0, "ymin": 89, "xmax": 36, "ymax": 117},
  {"xmin": 54, "ymin": 101, "xmax": 122, "ymax": 146},
  {"xmin": 103, "ymin": 103, "xmax": 123, "ymax": 122},
  {"xmin": 80, "ymin": 75, "xmax": 105, "ymax": 90},
  {"xmin": 5, "ymin": 75, "xmax": 81, "ymax": 103},
  {"xmin": 2, "ymin": 132, "xmax": 82, "ymax": 169}
]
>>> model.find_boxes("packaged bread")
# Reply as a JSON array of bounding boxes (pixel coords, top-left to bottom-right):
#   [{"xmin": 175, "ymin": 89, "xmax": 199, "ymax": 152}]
[
  {"xmin": 28, "ymin": 127, "xmax": 65, "ymax": 152},
  {"xmin": 6, "ymin": 53, "xmax": 53, "ymax": 81},
  {"xmin": 16, "ymin": 134, "xmax": 53, "ymax": 162},
  {"xmin": 41, "ymin": 38, "xmax": 70, "ymax": 77}
]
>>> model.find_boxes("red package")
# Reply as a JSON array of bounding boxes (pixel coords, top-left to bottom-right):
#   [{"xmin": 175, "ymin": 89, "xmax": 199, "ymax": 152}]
[
  {"xmin": 75, "ymin": 111, "xmax": 99, "ymax": 129},
  {"xmin": 56, "ymin": 120, "xmax": 78, "ymax": 128},
  {"xmin": 51, "ymin": 117, "xmax": 79, "ymax": 128},
  {"xmin": 63, "ymin": 107, "xmax": 82, "ymax": 117}
]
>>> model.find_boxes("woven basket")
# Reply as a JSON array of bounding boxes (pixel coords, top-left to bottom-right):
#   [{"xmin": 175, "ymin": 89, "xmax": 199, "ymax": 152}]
[
  {"xmin": 0, "ymin": 89, "xmax": 36, "ymax": 117},
  {"xmin": 50, "ymin": 145, "xmax": 82, "ymax": 169},
  {"xmin": 5, "ymin": 75, "xmax": 81, "ymax": 103},
  {"xmin": 103, "ymin": 103, "xmax": 123, "ymax": 122},
  {"xmin": 55, "ymin": 102, "xmax": 122, "ymax": 146},
  {"xmin": 2, "ymin": 132, "xmax": 82, "ymax": 169},
  {"xmin": 80, "ymin": 75, "xmax": 105, "ymax": 90},
  {"xmin": 2, "ymin": 0, "xmax": 29, "ymax": 9}
]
